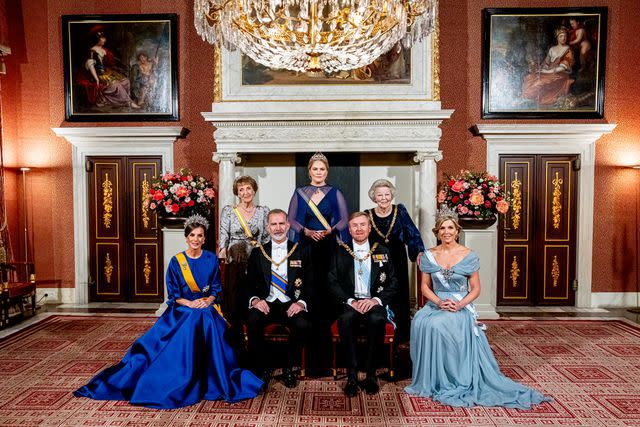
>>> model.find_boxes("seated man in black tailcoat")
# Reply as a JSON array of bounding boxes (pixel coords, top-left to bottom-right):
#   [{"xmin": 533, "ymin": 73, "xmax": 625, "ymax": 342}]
[
  {"xmin": 328, "ymin": 211, "xmax": 398, "ymax": 397},
  {"xmin": 246, "ymin": 209, "xmax": 313, "ymax": 388}
]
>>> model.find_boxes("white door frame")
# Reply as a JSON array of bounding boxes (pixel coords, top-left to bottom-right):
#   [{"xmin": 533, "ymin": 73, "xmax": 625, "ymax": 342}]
[{"xmin": 52, "ymin": 127, "xmax": 183, "ymax": 304}]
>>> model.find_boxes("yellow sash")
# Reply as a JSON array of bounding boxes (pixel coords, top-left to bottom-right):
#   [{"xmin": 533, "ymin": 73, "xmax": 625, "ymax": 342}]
[
  {"xmin": 297, "ymin": 189, "xmax": 331, "ymax": 231},
  {"xmin": 232, "ymin": 206, "xmax": 257, "ymax": 244},
  {"xmin": 174, "ymin": 252, "xmax": 227, "ymax": 323},
  {"xmin": 175, "ymin": 252, "xmax": 200, "ymax": 293}
]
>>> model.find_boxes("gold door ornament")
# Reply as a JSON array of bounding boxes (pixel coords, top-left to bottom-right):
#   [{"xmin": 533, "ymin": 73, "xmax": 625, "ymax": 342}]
[
  {"xmin": 141, "ymin": 173, "xmax": 150, "ymax": 229},
  {"xmin": 102, "ymin": 173, "xmax": 113, "ymax": 228},
  {"xmin": 143, "ymin": 253, "xmax": 152, "ymax": 285},
  {"xmin": 104, "ymin": 253, "xmax": 114, "ymax": 284},
  {"xmin": 510, "ymin": 256, "xmax": 520, "ymax": 288},
  {"xmin": 510, "ymin": 172, "xmax": 522, "ymax": 230},
  {"xmin": 551, "ymin": 255, "xmax": 560, "ymax": 287},
  {"xmin": 552, "ymin": 172, "xmax": 563, "ymax": 229}
]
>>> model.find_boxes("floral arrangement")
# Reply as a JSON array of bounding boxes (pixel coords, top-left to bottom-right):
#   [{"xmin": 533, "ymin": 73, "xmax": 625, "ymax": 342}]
[
  {"xmin": 437, "ymin": 170, "xmax": 510, "ymax": 218},
  {"xmin": 147, "ymin": 168, "xmax": 216, "ymax": 217}
]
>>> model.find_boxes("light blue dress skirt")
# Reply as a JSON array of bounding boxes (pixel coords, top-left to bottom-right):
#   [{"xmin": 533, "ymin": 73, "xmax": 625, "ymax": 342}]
[{"xmin": 405, "ymin": 250, "xmax": 551, "ymax": 409}]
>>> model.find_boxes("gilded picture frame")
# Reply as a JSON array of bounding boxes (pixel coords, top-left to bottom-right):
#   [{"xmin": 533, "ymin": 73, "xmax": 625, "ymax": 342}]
[
  {"xmin": 62, "ymin": 14, "xmax": 178, "ymax": 122},
  {"xmin": 213, "ymin": 28, "xmax": 440, "ymax": 103},
  {"xmin": 482, "ymin": 7, "xmax": 607, "ymax": 119}
]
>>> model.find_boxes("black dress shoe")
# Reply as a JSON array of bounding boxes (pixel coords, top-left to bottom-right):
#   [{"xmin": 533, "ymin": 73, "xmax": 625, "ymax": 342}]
[
  {"xmin": 361, "ymin": 376, "xmax": 379, "ymax": 395},
  {"xmin": 282, "ymin": 368, "xmax": 297, "ymax": 388},
  {"xmin": 344, "ymin": 377, "xmax": 359, "ymax": 397}
]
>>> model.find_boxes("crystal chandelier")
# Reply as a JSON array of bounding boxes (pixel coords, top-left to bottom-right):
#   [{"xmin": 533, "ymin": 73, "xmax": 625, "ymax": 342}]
[{"xmin": 194, "ymin": 0, "xmax": 437, "ymax": 73}]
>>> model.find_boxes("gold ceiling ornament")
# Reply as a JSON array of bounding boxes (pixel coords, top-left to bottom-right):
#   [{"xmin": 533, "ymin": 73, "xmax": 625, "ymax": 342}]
[
  {"xmin": 510, "ymin": 256, "xmax": 519, "ymax": 288},
  {"xmin": 141, "ymin": 173, "xmax": 150, "ymax": 229},
  {"xmin": 102, "ymin": 173, "xmax": 113, "ymax": 229},
  {"xmin": 551, "ymin": 172, "xmax": 563, "ymax": 229},
  {"xmin": 551, "ymin": 255, "xmax": 560, "ymax": 288},
  {"xmin": 194, "ymin": 0, "xmax": 438, "ymax": 73},
  {"xmin": 104, "ymin": 253, "xmax": 114, "ymax": 284},
  {"xmin": 143, "ymin": 253, "xmax": 152, "ymax": 285},
  {"xmin": 510, "ymin": 172, "xmax": 522, "ymax": 230}
]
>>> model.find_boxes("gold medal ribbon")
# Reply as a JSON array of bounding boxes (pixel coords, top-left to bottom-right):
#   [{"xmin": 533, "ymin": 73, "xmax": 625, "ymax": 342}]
[
  {"xmin": 232, "ymin": 206, "xmax": 257, "ymax": 245},
  {"xmin": 369, "ymin": 205, "xmax": 398, "ymax": 244}
]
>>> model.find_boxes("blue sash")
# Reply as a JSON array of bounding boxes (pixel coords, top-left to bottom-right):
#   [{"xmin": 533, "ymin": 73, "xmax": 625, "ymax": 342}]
[{"xmin": 271, "ymin": 270, "xmax": 287, "ymax": 294}]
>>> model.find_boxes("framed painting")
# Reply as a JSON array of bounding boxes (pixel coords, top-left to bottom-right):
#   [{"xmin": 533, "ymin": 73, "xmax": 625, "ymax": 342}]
[
  {"xmin": 62, "ymin": 14, "xmax": 178, "ymax": 122},
  {"xmin": 214, "ymin": 32, "xmax": 440, "ymax": 103},
  {"xmin": 482, "ymin": 8, "xmax": 607, "ymax": 119}
]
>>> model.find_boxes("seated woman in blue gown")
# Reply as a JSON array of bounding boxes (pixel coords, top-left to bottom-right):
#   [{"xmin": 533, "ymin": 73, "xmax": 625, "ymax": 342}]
[
  {"xmin": 405, "ymin": 207, "xmax": 550, "ymax": 409},
  {"xmin": 74, "ymin": 215, "xmax": 263, "ymax": 409}
]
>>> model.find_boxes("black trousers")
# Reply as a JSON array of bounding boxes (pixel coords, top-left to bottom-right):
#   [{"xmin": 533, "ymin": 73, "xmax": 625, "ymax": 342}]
[
  {"xmin": 336, "ymin": 303, "xmax": 387, "ymax": 377},
  {"xmin": 246, "ymin": 300, "xmax": 311, "ymax": 371}
]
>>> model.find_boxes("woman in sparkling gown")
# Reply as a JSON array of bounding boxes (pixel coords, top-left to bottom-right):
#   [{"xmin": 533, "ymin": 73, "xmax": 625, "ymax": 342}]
[
  {"xmin": 218, "ymin": 176, "xmax": 270, "ymax": 352},
  {"xmin": 287, "ymin": 152, "xmax": 349, "ymax": 373},
  {"xmin": 74, "ymin": 215, "xmax": 262, "ymax": 409},
  {"xmin": 364, "ymin": 179, "xmax": 424, "ymax": 341},
  {"xmin": 405, "ymin": 209, "xmax": 551, "ymax": 409}
]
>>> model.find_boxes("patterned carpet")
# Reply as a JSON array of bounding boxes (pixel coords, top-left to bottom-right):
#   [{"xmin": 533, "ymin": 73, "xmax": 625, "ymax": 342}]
[{"xmin": 1, "ymin": 316, "xmax": 639, "ymax": 426}]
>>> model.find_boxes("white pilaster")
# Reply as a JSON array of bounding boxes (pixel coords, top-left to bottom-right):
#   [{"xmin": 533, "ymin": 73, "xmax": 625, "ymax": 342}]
[
  {"xmin": 157, "ymin": 227, "xmax": 185, "ymax": 315},
  {"xmin": 52, "ymin": 126, "xmax": 183, "ymax": 305},
  {"xmin": 460, "ymin": 227, "xmax": 499, "ymax": 319},
  {"xmin": 414, "ymin": 151, "xmax": 442, "ymax": 250},
  {"xmin": 474, "ymin": 124, "xmax": 616, "ymax": 308},
  {"xmin": 212, "ymin": 152, "xmax": 241, "ymax": 220}
]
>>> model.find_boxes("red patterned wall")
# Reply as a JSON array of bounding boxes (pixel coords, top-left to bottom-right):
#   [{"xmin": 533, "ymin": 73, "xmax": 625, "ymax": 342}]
[{"xmin": 0, "ymin": 0, "xmax": 638, "ymax": 294}]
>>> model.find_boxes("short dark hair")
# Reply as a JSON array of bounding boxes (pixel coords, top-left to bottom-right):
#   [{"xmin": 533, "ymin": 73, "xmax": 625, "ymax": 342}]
[
  {"xmin": 184, "ymin": 222, "xmax": 207, "ymax": 237},
  {"xmin": 348, "ymin": 211, "xmax": 371, "ymax": 224},
  {"xmin": 232, "ymin": 175, "xmax": 258, "ymax": 195},
  {"xmin": 268, "ymin": 208, "xmax": 288, "ymax": 222}
]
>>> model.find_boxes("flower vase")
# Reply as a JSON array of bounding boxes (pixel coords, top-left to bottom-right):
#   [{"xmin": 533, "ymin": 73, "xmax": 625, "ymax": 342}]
[
  {"xmin": 458, "ymin": 215, "xmax": 497, "ymax": 230},
  {"xmin": 157, "ymin": 215, "xmax": 187, "ymax": 229}
]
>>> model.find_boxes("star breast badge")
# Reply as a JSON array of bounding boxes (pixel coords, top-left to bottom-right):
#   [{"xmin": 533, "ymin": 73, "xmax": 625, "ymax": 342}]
[
  {"xmin": 379, "ymin": 272, "xmax": 386, "ymax": 283},
  {"xmin": 294, "ymin": 278, "xmax": 302, "ymax": 288},
  {"xmin": 294, "ymin": 289, "xmax": 301, "ymax": 299},
  {"xmin": 377, "ymin": 286, "xmax": 384, "ymax": 293}
]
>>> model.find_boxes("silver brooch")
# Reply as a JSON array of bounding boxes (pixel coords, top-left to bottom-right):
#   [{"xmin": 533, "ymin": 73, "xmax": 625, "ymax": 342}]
[
  {"xmin": 377, "ymin": 286, "xmax": 383, "ymax": 293},
  {"xmin": 379, "ymin": 272, "xmax": 386, "ymax": 283},
  {"xmin": 441, "ymin": 269, "xmax": 454, "ymax": 281},
  {"xmin": 201, "ymin": 285, "xmax": 210, "ymax": 293}
]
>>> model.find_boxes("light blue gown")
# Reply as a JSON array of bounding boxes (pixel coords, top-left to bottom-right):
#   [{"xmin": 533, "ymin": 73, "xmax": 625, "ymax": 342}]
[{"xmin": 405, "ymin": 250, "xmax": 551, "ymax": 409}]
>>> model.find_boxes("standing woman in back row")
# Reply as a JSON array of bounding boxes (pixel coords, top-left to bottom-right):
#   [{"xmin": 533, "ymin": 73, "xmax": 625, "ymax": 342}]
[
  {"xmin": 364, "ymin": 179, "xmax": 424, "ymax": 342},
  {"xmin": 218, "ymin": 176, "xmax": 270, "ymax": 353},
  {"xmin": 288, "ymin": 153, "xmax": 349, "ymax": 372}
]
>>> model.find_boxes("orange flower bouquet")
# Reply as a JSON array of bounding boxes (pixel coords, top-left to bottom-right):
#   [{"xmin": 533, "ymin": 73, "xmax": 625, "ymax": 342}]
[
  {"xmin": 147, "ymin": 168, "xmax": 216, "ymax": 217},
  {"xmin": 438, "ymin": 170, "xmax": 510, "ymax": 219}
]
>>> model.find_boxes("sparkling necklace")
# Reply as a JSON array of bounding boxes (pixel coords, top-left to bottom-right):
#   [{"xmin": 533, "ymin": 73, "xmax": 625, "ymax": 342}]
[
  {"xmin": 369, "ymin": 206, "xmax": 397, "ymax": 244},
  {"xmin": 340, "ymin": 242, "xmax": 379, "ymax": 274},
  {"xmin": 258, "ymin": 243, "xmax": 298, "ymax": 268}
]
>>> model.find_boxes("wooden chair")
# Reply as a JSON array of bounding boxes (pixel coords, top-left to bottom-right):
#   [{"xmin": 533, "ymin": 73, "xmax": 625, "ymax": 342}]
[
  {"xmin": 330, "ymin": 319, "xmax": 396, "ymax": 380},
  {"xmin": 243, "ymin": 323, "xmax": 307, "ymax": 377},
  {"xmin": 1, "ymin": 262, "xmax": 36, "ymax": 328}
]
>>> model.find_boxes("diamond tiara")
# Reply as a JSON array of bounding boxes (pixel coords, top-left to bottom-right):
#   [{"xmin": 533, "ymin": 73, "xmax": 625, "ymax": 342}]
[
  {"xmin": 435, "ymin": 204, "xmax": 459, "ymax": 223},
  {"xmin": 310, "ymin": 152, "xmax": 328, "ymax": 163},
  {"xmin": 184, "ymin": 214, "xmax": 209, "ymax": 230}
]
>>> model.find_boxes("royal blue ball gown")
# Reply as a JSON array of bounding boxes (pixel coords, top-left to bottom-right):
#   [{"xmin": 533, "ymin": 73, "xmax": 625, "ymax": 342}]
[
  {"xmin": 405, "ymin": 250, "xmax": 551, "ymax": 409},
  {"xmin": 74, "ymin": 250, "xmax": 263, "ymax": 409}
]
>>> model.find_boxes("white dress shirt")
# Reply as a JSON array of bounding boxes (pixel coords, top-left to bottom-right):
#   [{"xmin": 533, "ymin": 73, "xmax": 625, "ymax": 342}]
[
  {"xmin": 347, "ymin": 240, "xmax": 382, "ymax": 308},
  {"xmin": 249, "ymin": 240, "xmax": 307, "ymax": 309},
  {"xmin": 266, "ymin": 240, "xmax": 290, "ymax": 303}
]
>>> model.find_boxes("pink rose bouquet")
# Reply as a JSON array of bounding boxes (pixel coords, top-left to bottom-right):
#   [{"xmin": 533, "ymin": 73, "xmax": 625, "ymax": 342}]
[
  {"xmin": 147, "ymin": 168, "xmax": 216, "ymax": 217},
  {"xmin": 439, "ymin": 170, "xmax": 510, "ymax": 219}
]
